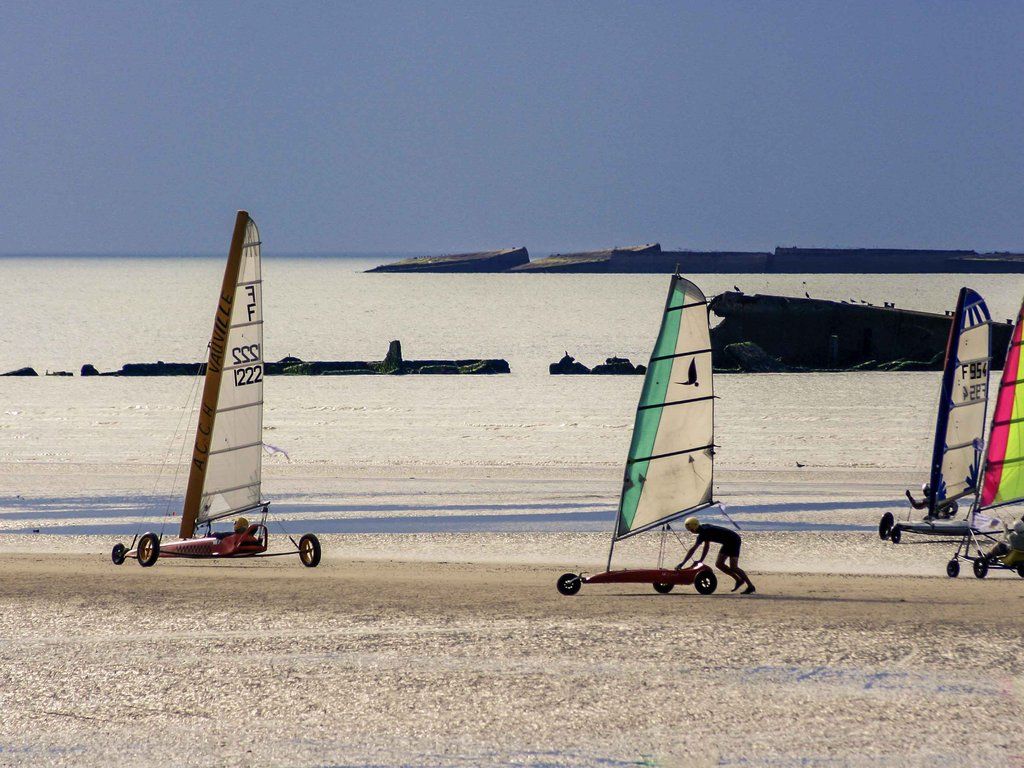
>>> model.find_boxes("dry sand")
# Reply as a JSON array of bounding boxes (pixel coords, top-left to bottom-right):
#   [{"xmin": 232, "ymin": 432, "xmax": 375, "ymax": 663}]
[{"xmin": 1, "ymin": 539, "xmax": 1023, "ymax": 767}]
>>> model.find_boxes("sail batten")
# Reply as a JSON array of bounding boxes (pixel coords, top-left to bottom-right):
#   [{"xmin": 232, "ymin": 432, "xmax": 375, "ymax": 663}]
[
  {"xmin": 179, "ymin": 212, "xmax": 265, "ymax": 538},
  {"xmin": 614, "ymin": 275, "xmax": 714, "ymax": 540}
]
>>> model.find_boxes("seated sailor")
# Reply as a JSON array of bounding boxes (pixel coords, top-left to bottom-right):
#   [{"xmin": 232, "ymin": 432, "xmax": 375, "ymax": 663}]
[
  {"xmin": 984, "ymin": 519, "xmax": 1024, "ymax": 565},
  {"xmin": 213, "ymin": 517, "xmax": 250, "ymax": 541}
]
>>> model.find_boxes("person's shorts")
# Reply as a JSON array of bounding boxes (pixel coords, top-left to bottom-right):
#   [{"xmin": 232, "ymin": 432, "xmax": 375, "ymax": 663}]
[{"xmin": 720, "ymin": 541, "xmax": 741, "ymax": 559}]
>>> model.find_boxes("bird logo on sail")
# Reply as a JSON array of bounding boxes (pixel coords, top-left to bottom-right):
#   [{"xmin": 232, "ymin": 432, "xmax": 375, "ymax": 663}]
[{"xmin": 678, "ymin": 358, "xmax": 699, "ymax": 387}]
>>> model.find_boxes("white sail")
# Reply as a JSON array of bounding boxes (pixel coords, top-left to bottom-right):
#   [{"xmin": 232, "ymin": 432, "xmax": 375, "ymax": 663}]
[
  {"xmin": 615, "ymin": 275, "xmax": 714, "ymax": 539},
  {"xmin": 196, "ymin": 218, "xmax": 264, "ymax": 525}
]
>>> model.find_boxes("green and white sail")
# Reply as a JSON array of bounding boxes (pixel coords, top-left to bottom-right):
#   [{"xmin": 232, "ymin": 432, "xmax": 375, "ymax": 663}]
[{"xmin": 615, "ymin": 275, "xmax": 714, "ymax": 539}]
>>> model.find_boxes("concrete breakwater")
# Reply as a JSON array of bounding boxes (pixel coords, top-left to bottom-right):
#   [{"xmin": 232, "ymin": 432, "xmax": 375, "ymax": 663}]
[
  {"xmin": 709, "ymin": 291, "xmax": 1012, "ymax": 372},
  {"xmin": 20, "ymin": 341, "xmax": 510, "ymax": 377},
  {"xmin": 368, "ymin": 242, "xmax": 1024, "ymax": 274},
  {"xmin": 545, "ymin": 292, "xmax": 1014, "ymax": 374}
]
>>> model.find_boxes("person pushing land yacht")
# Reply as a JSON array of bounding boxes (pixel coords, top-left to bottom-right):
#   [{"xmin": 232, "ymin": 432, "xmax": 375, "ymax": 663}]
[{"xmin": 676, "ymin": 516, "xmax": 755, "ymax": 594}]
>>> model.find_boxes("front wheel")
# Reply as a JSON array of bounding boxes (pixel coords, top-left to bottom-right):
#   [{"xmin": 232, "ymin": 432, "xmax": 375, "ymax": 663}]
[
  {"xmin": 653, "ymin": 582, "xmax": 674, "ymax": 594},
  {"xmin": 298, "ymin": 534, "xmax": 321, "ymax": 568},
  {"xmin": 556, "ymin": 573, "xmax": 581, "ymax": 596},
  {"xmin": 1017, "ymin": 564, "xmax": 1024, "ymax": 579},
  {"xmin": 878, "ymin": 512, "xmax": 894, "ymax": 540},
  {"xmin": 973, "ymin": 559, "xmax": 989, "ymax": 579},
  {"xmin": 889, "ymin": 526, "xmax": 902, "ymax": 544},
  {"xmin": 137, "ymin": 532, "xmax": 160, "ymax": 567},
  {"xmin": 946, "ymin": 559, "xmax": 960, "ymax": 578},
  {"xmin": 694, "ymin": 569, "xmax": 717, "ymax": 595},
  {"xmin": 111, "ymin": 543, "xmax": 127, "ymax": 566}
]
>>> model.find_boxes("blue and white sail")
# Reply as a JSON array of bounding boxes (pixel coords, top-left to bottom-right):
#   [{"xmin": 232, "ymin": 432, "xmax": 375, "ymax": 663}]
[{"xmin": 927, "ymin": 287, "xmax": 992, "ymax": 514}]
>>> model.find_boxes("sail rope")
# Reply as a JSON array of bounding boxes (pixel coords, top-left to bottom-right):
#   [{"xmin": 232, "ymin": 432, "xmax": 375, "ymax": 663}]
[{"xmin": 158, "ymin": 360, "xmax": 206, "ymax": 538}]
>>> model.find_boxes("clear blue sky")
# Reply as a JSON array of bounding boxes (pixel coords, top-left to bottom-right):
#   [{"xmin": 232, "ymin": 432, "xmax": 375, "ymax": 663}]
[{"xmin": 2, "ymin": 1, "xmax": 1022, "ymax": 254}]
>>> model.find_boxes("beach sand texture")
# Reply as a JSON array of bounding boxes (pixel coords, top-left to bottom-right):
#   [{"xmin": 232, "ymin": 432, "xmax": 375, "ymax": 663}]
[{"xmin": 0, "ymin": 547, "xmax": 1022, "ymax": 767}]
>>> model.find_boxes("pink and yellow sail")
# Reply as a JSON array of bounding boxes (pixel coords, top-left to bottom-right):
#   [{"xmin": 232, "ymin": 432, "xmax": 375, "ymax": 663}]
[{"xmin": 980, "ymin": 299, "xmax": 1024, "ymax": 508}]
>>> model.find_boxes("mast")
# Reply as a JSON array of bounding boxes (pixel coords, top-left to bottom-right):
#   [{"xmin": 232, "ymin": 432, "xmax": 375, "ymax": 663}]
[
  {"xmin": 927, "ymin": 289, "xmax": 966, "ymax": 517},
  {"xmin": 180, "ymin": 211, "xmax": 251, "ymax": 539}
]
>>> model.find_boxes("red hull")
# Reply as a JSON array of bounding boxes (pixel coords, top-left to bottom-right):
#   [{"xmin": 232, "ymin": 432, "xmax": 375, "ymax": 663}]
[
  {"xmin": 147, "ymin": 525, "xmax": 268, "ymax": 559},
  {"xmin": 584, "ymin": 565, "xmax": 708, "ymax": 586}
]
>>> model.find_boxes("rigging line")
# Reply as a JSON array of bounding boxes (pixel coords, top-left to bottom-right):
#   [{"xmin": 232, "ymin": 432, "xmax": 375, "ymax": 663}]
[
  {"xmin": 144, "ymin": 356, "xmax": 204, "ymax": 540},
  {"xmin": 161, "ymin": 351, "xmax": 206, "ymax": 535}
]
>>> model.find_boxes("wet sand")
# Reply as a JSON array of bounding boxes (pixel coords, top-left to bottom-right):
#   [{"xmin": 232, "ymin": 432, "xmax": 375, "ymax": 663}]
[{"xmin": 1, "ymin": 545, "xmax": 1022, "ymax": 767}]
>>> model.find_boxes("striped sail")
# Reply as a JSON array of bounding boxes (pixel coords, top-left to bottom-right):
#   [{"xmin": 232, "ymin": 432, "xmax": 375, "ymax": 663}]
[
  {"xmin": 980, "ymin": 296, "xmax": 1024, "ymax": 509},
  {"xmin": 615, "ymin": 275, "xmax": 714, "ymax": 539},
  {"xmin": 179, "ymin": 212, "xmax": 265, "ymax": 537},
  {"xmin": 927, "ymin": 287, "xmax": 991, "ymax": 512},
  {"xmin": 196, "ymin": 217, "xmax": 264, "ymax": 525}
]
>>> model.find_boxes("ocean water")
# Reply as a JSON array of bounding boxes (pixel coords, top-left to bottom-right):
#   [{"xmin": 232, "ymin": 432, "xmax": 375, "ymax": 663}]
[{"xmin": 0, "ymin": 257, "xmax": 1021, "ymax": 534}]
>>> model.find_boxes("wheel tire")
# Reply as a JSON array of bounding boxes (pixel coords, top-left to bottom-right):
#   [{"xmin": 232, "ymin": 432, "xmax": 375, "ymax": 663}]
[
  {"xmin": 973, "ymin": 559, "xmax": 989, "ymax": 579},
  {"xmin": 653, "ymin": 582, "xmax": 674, "ymax": 594},
  {"xmin": 111, "ymin": 543, "xmax": 127, "ymax": 566},
  {"xmin": 889, "ymin": 526, "xmax": 902, "ymax": 545},
  {"xmin": 1017, "ymin": 564, "xmax": 1024, "ymax": 579},
  {"xmin": 694, "ymin": 569, "xmax": 717, "ymax": 595},
  {"xmin": 878, "ymin": 512, "xmax": 894, "ymax": 540},
  {"xmin": 137, "ymin": 532, "xmax": 160, "ymax": 567},
  {"xmin": 556, "ymin": 573, "xmax": 582, "ymax": 596},
  {"xmin": 946, "ymin": 559, "xmax": 960, "ymax": 578},
  {"xmin": 298, "ymin": 534, "xmax": 321, "ymax": 568}
]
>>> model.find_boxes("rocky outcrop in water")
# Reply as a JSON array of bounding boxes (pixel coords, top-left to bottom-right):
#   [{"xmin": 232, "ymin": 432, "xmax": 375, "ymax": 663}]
[
  {"xmin": 81, "ymin": 341, "xmax": 510, "ymax": 377},
  {"xmin": 1, "ymin": 367, "xmax": 37, "ymax": 376},
  {"xmin": 549, "ymin": 354, "xmax": 645, "ymax": 375},
  {"xmin": 549, "ymin": 353, "xmax": 590, "ymax": 375}
]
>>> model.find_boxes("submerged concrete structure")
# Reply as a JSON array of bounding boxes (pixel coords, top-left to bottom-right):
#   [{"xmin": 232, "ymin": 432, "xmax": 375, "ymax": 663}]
[
  {"xmin": 709, "ymin": 292, "xmax": 1013, "ymax": 371},
  {"xmin": 511, "ymin": 244, "xmax": 662, "ymax": 273},
  {"xmin": 369, "ymin": 243, "xmax": 1024, "ymax": 273},
  {"xmin": 366, "ymin": 248, "xmax": 528, "ymax": 273}
]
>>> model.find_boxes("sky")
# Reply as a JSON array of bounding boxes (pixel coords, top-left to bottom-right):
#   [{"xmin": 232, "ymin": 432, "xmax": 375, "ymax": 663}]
[{"xmin": 2, "ymin": 1, "xmax": 1023, "ymax": 255}]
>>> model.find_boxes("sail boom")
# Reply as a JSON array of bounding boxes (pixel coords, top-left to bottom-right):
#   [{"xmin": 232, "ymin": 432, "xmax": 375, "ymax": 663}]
[
  {"xmin": 614, "ymin": 503, "xmax": 717, "ymax": 542},
  {"xmin": 200, "ymin": 501, "xmax": 268, "ymax": 526}
]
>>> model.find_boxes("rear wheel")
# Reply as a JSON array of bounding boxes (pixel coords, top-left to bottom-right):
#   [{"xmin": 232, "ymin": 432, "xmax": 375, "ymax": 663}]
[
  {"xmin": 694, "ymin": 569, "xmax": 717, "ymax": 595},
  {"xmin": 1017, "ymin": 564, "xmax": 1024, "ymax": 579},
  {"xmin": 889, "ymin": 526, "xmax": 902, "ymax": 544},
  {"xmin": 946, "ymin": 559, "xmax": 960, "ymax": 578},
  {"xmin": 298, "ymin": 534, "xmax": 321, "ymax": 568},
  {"xmin": 137, "ymin": 532, "xmax": 160, "ymax": 567},
  {"xmin": 111, "ymin": 543, "xmax": 127, "ymax": 566},
  {"xmin": 653, "ymin": 582, "xmax": 674, "ymax": 594},
  {"xmin": 556, "ymin": 573, "xmax": 581, "ymax": 596},
  {"xmin": 973, "ymin": 559, "xmax": 989, "ymax": 579},
  {"xmin": 878, "ymin": 512, "xmax": 894, "ymax": 540}
]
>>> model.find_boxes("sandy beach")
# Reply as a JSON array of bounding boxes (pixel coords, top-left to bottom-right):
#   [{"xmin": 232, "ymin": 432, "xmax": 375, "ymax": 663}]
[{"xmin": 1, "ymin": 538, "xmax": 1022, "ymax": 768}]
